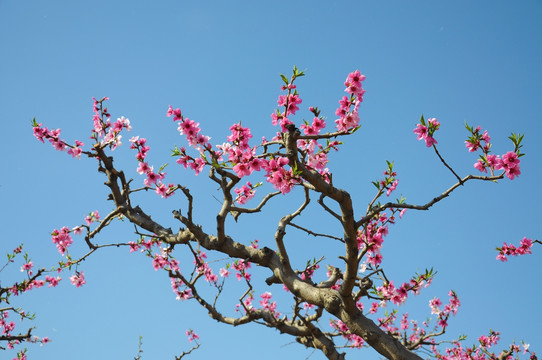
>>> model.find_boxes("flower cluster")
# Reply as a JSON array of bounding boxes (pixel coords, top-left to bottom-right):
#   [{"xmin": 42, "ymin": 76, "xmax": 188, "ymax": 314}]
[
  {"xmin": 193, "ymin": 251, "xmax": 218, "ymax": 283},
  {"xmin": 32, "ymin": 119, "xmax": 85, "ymax": 158},
  {"xmin": 299, "ymin": 262, "xmax": 319, "ymax": 281},
  {"xmin": 69, "ymin": 272, "xmax": 86, "ymax": 288},
  {"xmin": 32, "ymin": 122, "xmax": 66, "ymax": 150},
  {"xmin": 413, "ymin": 116, "xmax": 440, "ymax": 147},
  {"xmin": 168, "ymin": 105, "xmax": 211, "ymax": 151},
  {"xmin": 50, "ymin": 227, "xmax": 74, "ymax": 255},
  {"xmin": 128, "ymin": 237, "xmax": 194, "ymax": 300},
  {"xmin": 84, "ymin": 210, "xmax": 100, "ymax": 225},
  {"xmin": 434, "ymin": 331, "xmax": 536, "ymax": 360},
  {"xmin": 377, "ymin": 281, "xmax": 411, "ymax": 306},
  {"xmin": 357, "ymin": 213, "xmax": 391, "ymax": 267},
  {"xmin": 300, "ymin": 109, "xmax": 326, "ymax": 136},
  {"xmin": 173, "ymin": 145, "xmax": 206, "ymax": 175},
  {"xmin": 185, "ymin": 329, "xmax": 199, "ymax": 343},
  {"xmin": 467, "ymin": 124, "xmax": 523, "ymax": 180},
  {"xmin": 428, "ymin": 290, "xmax": 461, "ymax": 328},
  {"xmin": 277, "ymin": 93, "xmax": 302, "ymax": 116},
  {"xmin": 220, "ymin": 123, "xmax": 262, "ymax": 179},
  {"xmin": 261, "ymin": 157, "xmax": 298, "ymax": 194},
  {"xmin": 496, "ymin": 237, "xmax": 534, "ymax": 261},
  {"xmin": 373, "ymin": 161, "xmax": 399, "ymax": 197},
  {"xmin": 130, "ymin": 136, "xmax": 176, "ymax": 197},
  {"xmin": 297, "ymin": 135, "xmax": 339, "ymax": 182},
  {"xmin": 335, "ymin": 70, "xmax": 365, "ymax": 132},
  {"xmin": 478, "ymin": 330, "xmax": 500, "ymax": 348},
  {"xmin": 465, "ymin": 125, "xmax": 491, "ymax": 153},
  {"xmin": 259, "ymin": 292, "xmax": 280, "ymax": 318},
  {"xmin": 232, "ymin": 259, "xmax": 252, "ymax": 281},
  {"xmin": 171, "ymin": 278, "xmax": 192, "ymax": 301},
  {"xmin": 234, "ymin": 182, "xmax": 256, "ymax": 204},
  {"xmin": 329, "ymin": 319, "xmax": 365, "ymax": 348},
  {"xmin": 91, "ymin": 97, "xmax": 131, "ymax": 149},
  {"xmin": 474, "ymin": 151, "xmax": 521, "ymax": 180}
]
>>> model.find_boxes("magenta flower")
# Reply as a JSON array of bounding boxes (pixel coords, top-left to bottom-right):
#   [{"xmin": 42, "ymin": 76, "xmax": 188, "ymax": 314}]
[
  {"xmin": 501, "ymin": 151, "xmax": 520, "ymax": 169},
  {"xmin": 144, "ymin": 171, "xmax": 159, "ymax": 187},
  {"xmin": 167, "ymin": 105, "xmax": 182, "ymax": 121},
  {"xmin": 424, "ymin": 135, "xmax": 437, "ymax": 147},
  {"xmin": 505, "ymin": 165, "xmax": 521, "ymax": 180},
  {"xmin": 474, "ymin": 159, "xmax": 487, "ymax": 173},
  {"xmin": 185, "ymin": 329, "xmax": 199, "ymax": 343},
  {"xmin": 137, "ymin": 162, "xmax": 151, "ymax": 175},
  {"xmin": 413, "ymin": 124, "xmax": 428, "ymax": 140},
  {"xmin": 486, "ymin": 154, "xmax": 502, "ymax": 169}
]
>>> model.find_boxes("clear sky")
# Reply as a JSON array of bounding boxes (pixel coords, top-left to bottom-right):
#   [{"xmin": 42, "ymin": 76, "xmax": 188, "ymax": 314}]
[{"xmin": 1, "ymin": 1, "xmax": 541, "ymax": 359}]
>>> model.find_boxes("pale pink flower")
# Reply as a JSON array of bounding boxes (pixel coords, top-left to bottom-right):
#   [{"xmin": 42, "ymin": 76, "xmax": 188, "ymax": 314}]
[
  {"xmin": 219, "ymin": 268, "xmax": 230, "ymax": 277},
  {"xmin": 70, "ymin": 272, "xmax": 86, "ymax": 287}
]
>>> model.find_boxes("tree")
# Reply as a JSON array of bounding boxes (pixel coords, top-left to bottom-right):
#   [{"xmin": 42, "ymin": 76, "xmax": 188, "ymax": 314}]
[{"xmin": 3, "ymin": 68, "xmax": 538, "ymax": 360}]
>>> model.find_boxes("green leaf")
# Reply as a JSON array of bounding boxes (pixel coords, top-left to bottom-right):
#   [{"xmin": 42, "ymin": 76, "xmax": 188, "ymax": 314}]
[
  {"xmin": 419, "ymin": 115, "xmax": 426, "ymax": 126},
  {"xmin": 280, "ymin": 74, "xmax": 289, "ymax": 85},
  {"xmin": 158, "ymin": 163, "xmax": 168, "ymax": 173},
  {"xmin": 292, "ymin": 65, "xmax": 306, "ymax": 78},
  {"xmin": 210, "ymin": 158, "xmax": 221, "ymax": 169},
  {"xmin": 350, "ymin": 125, "xmax": 362, "ymax": 133},
  {"xmin": 171, "ymin": 145, "xmax": 181, "ymax": 156}
]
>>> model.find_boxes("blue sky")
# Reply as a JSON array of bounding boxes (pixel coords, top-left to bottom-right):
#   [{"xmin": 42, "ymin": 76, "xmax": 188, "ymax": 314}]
[{"xmin": 1, "ymin": 1, "xmax": 541, "ymax": 359}]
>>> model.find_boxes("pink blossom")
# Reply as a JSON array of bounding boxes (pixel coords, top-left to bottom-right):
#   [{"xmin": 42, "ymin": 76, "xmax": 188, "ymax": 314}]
[
  {"xmin": 501, "ymin": 151, "xmax": 519, "ymax": 168},
  {"xmin": 167, "ymin": 105, "xmax": 182, "ymax": 121},
  {"xmin": 413, "ymin": 124, "xmax": 428, "ymax": 140},
  {"xmin": 144, "ymin": 171, "xmax": 159, "ymax": 187},
  {"xmin": 20, "ymin": 262, "xmax": 33, "ymax": 272},
  {"xmin": 486, "ymin": 154, "xmax": 502, "ymax": 169},
  {"xmin": 234, "ymin": 183, "xmax": 256, "ymax": 204},
  {"xmin": 45, "ymin": 275, "xmax": 61, "ymax": 287},
  {"xmin": 219, "ymin": 268, "xmax": 230, "ymax": 277},
  {"xmin": 128, "ymin": 242, "xmax": 140, "ymax": 253},
  {"xmin": 424, "ymin": 135, "xmax": 437, "ymax": 147},
  {"xmin": 474, "ymin": 159, "xmax": 487, "ymax": 173},
  {"xmin": 67, "ymin": 145, "xmax": 83, "ymax": 159},
  {"xmin": 505, "ymin": 165, "xmax": 521, "ymax": 180},
  {"xmin": 69, "ymin": 272, "xmax": 86, "ymax": 287},
  {"xmin": 429, "ymin": 297, "xmax": 442, "ymax": 314},
  {"xmin": 155, "ymin": 182, "xmax": 175, "ymax": 198},
  {"xmin": 233, "ymin": 162, "xmax": 252, "ymax": 178},
  {"xmin": 497, "ymin": 237, "xmax": 534, "ymax": 261},
  {"xmin": 137, "ymin": 162, "xmax": 151, "ymax": 175},
  {"xmin": 190, "ymin": 157, "xmax": 206, "ymax": 175},
  {"xmin": 185, "ymin": 329, "xmax": 199, "ymax": 343},
  {"xmin": 152, "ymin": 254, "xmax": 169, "ymax": 270},
  {"xmin": 51, "ymin": 227, "xmax": 74, "ymax": 255}
]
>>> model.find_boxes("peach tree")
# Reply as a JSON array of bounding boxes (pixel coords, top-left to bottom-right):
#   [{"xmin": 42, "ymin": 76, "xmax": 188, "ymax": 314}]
[{"xmin": 8, "ymin": 67, "xmax": 538, "ymax": 360}]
